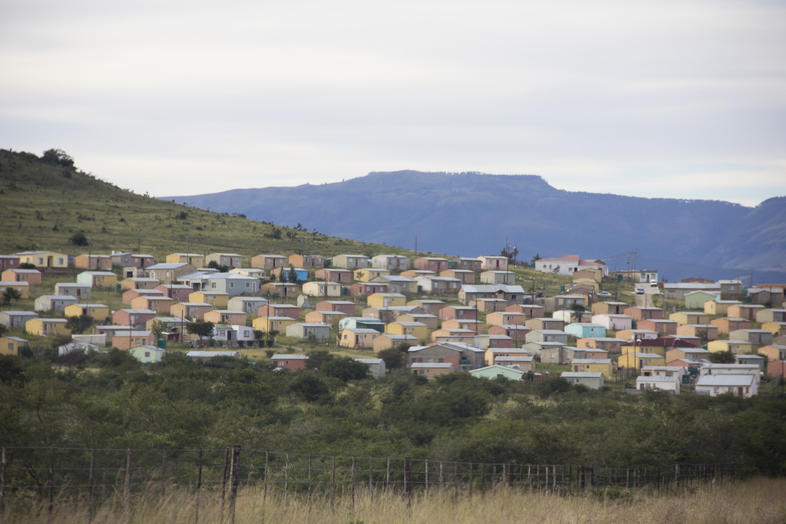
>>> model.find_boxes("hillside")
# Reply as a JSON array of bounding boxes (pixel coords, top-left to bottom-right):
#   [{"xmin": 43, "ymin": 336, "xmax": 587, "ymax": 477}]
[
  {"xmin": 0, "ymin": 150, "xmax": 409, "ymax": 260},
  {"xmin": 166, "ymin": 171, "xmax": 786, "ymax": 282}
]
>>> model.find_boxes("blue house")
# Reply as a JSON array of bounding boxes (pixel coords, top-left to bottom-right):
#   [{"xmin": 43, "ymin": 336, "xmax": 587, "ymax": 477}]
[
  {"xmin": 565, "ymin": 322, "xmax": 606, "ymax": 339},
  {"xmin": 281, "ymin": 267, "xmax": 309, "ymax": 282}
]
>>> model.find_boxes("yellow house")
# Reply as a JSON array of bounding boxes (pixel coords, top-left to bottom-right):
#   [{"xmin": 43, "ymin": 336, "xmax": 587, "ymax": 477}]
[
  {"xmin": 669, "ymin": 311, "xmax": 710, "ymax": 326},
  {"xmin": 621, "ymin": 341, "xmax": 667, "ymax": 357},
  {"xmin": 0, "ymin": 336, "xmax": 28, "ymax": 356},
  {"xmin": 570, "ymin": 358, "xmax": 614, "ymax": 379},
  {"xmin": 367, "ymin": 293, "xmax": 407, "ymax": 308},
  {"xmin": 385, "ymin": 321, "xmax": 429, "ymax": 340},
  {"xmin": 166, "ymin": 253, "xmax": 205, "ymax": 266},
  {"xmin": 16, "ymin": 250, "xmax": 69, "ymax": 268},
  {"xmin": 25, "ymin": 318, "xmax": 70, "ymax": 337},
  {"xmin": 189, "ymin": 291, "xmax": 230, "ymax": 308},
  {"xmin": 704, "ymin": 300, "xmax": 741, "ymax": 316},
  {"xmin": 619, "ymin": 352, "xmax": 665, "ymax": 370},
  {"xmin": 761, "ymin": 321, "xmax": 786, "ymax": 337},
  {"xmin": 0, "ymin": 281, "xmax": 30, "ymax": 298},
  {"xmin": 354, "ymin": 268, "xmax": 389, "ymax": 282},
  {"xmin": 707, "ymin": 339, "xmax": 754, "ymax": 354},
  {"xmin": 76, "ymin": 271, "xmax": 118, "ymax": 288},
  {"xmin": 63, "ymin": 303, "xmax": 110, "ymax": 322},
  {"xmin": 252, "ymin": 316, "xmax": 297, "ymax": 333}
]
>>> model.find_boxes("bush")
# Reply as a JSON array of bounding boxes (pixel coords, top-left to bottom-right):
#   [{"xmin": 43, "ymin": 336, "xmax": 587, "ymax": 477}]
[{"xmin": 69, "ymin": 232, "xmax": 88, "ymax": 246}]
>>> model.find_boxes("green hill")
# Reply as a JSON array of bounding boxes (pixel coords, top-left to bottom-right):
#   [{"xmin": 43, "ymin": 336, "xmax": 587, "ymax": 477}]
[{"xmin": 0, "ymin": 149, "xmax": 410, "ymax": 260}]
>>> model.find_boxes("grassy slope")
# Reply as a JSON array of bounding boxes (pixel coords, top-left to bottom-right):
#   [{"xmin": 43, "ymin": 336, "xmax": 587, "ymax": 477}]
[{"xmin": 0, "ymin": 149, "xmax": 408, "ymax": 260}]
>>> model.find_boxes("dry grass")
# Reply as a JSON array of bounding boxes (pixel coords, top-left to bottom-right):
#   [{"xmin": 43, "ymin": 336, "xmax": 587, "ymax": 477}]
[{"xmin": 6, "ymin": 477, "xmax": 785, "ymax": 524}]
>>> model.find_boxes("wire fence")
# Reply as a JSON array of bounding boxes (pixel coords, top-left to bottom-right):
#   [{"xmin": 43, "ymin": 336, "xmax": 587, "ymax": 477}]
[{"xmin": 0, "ymin": 445, "xmax": 741, "ymax": 521}]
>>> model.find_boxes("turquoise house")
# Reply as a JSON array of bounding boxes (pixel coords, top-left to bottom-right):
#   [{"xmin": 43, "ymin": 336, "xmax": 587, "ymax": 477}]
[{"xmin": 564, "ymin": 323, "xmax": 606, "ymax": 339}]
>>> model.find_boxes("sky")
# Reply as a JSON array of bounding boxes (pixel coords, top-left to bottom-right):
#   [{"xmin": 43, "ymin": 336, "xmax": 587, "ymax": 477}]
[{"xmin": 1, "ymin": 0, "xmax": 785, "ymax": 205}]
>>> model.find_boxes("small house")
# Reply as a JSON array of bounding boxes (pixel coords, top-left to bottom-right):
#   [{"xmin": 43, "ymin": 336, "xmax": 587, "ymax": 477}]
[
  {"xmin": 560, "ymin": 372, "xmax": 604, "ymax": 389},
  {"xmin": 129, "ymin": 345, "xmax": 165, "ymax": 364}
]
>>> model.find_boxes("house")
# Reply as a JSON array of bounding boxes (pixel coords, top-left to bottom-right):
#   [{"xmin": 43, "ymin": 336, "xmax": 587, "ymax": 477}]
[
  {"xmin": 486, "ymin": 311, "xmax": 527, "ymax": 327},
  {"xmin": 610, "ymin": 269, "xmax": 659, "ymax": 284},
  {"xmin": 353, "ymin": 268, "xmax": 389, "ymax": 282},
  {"xmin": 668, "ymin": 311, "xmax": 709, "ymax": 326},
  {"xmin": 683, "ymin": 290, "xmax": 720, "ymax": 309},
  {"xmin": 525, "ymin": 318, "xmax": 565, "ymax": 331},
  {"xmin": 251, "ymin": 254, "xmax": 288, "ymax": 270},
  {"xmin": 339, "ymin": 328, "xmax": 379, "ymax": 348},
  {"xmin": 203, "ymin": 310, "xmax": 247, "ymax": 326},
  {"xmin": 766, "ymin": 360, "xmax": 786, "ymax": 377},
  {"xmin": 411, "ymin": 362, "xmax": 454, "ymax": 379},
  {"xmin": 76, "ymin": 271, "xmax": 118, "ymax": 289},
  {"xmin": 144, "ymin": 263, "xmax": 197, "ymax": 284},
  {"xmin": 113, "ymin": 308, "xmax": 157, "ymax": 328},
  {"xmin": 578, "ymin": 337, "xmax": 624, "ymax": 353},
  {"xmin": 441, "ymin": 318, "xmax": 483, "ymax": 333},
  {"xmin": 710, "ymin": 317, "xmax": 751, "ymax": 335},
  {"xmin": 535, "ymin": 254, "xmax": 606, "ymax": 276},
  {"xmin": 747, "ymin": 287, "xmax": 785, "ymax": 305},
  {"xmin": 314, "ymin": 268, "xmax": 353, "ymax": 283},
  {"xmin": 571, "ymin": 358, "xmax": 613, "ymax": 379},
  {"xmin": 372, "ymin": 333, "xmax": 418, "ymax": 352},
  {"xmin": 130, "ymin": 295, "xmax": 174, "ymax": 313},
  {"xmin": 761, "ymin": 322, "xmax": 786, "ymax": 337},
  {"xmin": 637, "ymin": 319, "xmax": 678, "ymax": 336},
  {"xmin": 367, "ymin": 293, "xmax": 407, "ymax": 308},
  {"xmin": 189, "ymin": 291, "xmax": 230, "ymax": 308},
  {"xmin": 252, "ymin": 316, "xmax": 297, "ymax": 333},
  {"xmin": 398, "ymin": 313, "xmax": 439, "ymax": 330},
  {"xmin": 416, "ymin": 276, "xmax": 462, "ymax": 295},
  {"xmin": 674, "ymin": 323, "xmax": 717, "ymax": 341},
  {"xmin": 186, "ymin": 350, "xmax": 241, "ymax": 360},
  {"xmin": 439, "ymin": 306, "xmax": 478, "ymax": 321},
  {"xmin": 203, "ymin": 273, "xmax": 260, "ymax": 296},
  {"xmin": 302, "ymin": 281, "xmax": 343, "ymax": 297},
  {"xmin": 270, "ymin": 267, "xmax": 309, "ymax": 282},
  {"xmin": 470, "ymin": 365, "xmax": 524, "ymax": 381},
  {"xmin": 365, "ymin": 305, "xmax": 418, "ymax": 323},
  {"xmin": 260, "ymin": 282, "xmax": 299, "ymax": 298},
  {"xmin": 525, "ymin": 330, "xmax": 568, "ymax": 345},
  {"xmin": 271, "ymin": 353, "xmax": 309, "ymax": 371},
  {"xmin": 440, "ymin": 269, "xmax": 475, "ymax": 284},
  {"xmin": 591, "ymin": 314, "xmax": 633, "ymax": 331},
  {"xmin": 165, "ymin": 253, "xmax": 205, "ymax": 266},
  {"xmin": 663, "ymin": 283, "xmax": 720, "ymax": 301},
  {"xmin": 205, "ymin": 253, "xmax": 243, "ymax": 268},
  {"xmin": 315, "ymin": 300, "xmax": 356, "ymax": 315},
  {"xmin": 348, "ymin": 282, "xmax": 389, "ymax": 297},
  {"xmin": 331, "ymin": 254, "xmax": 370, "ymax": 269},
  {"xmin": 506, "ymin": 304, "xmax": 545, "ymax": 319},
  {"xmin": 560, "ymin": 372, "xmax": 604, "ymax": 389},
  {"xmin": 756, "ymin": 309, "xmax": 786, "ymax": 324},
  {"xmin": 375, "ymin": 275, "xmax": 418, "ymax": 295},
  {"xmin": 0, "ymin": 336, "xmax": 27, "ymax": 356},
  {"xmin": 553, "ymin": 309, "xmax": 592, "ymax": 324},
  {"xmin": 726, "ymin": 304, "xmax": 765, "ymax": 321},
  {"xmin": 484, "ymin": 347, "xmax": 531, "ymax": 366},
  {"xmin": 707, "ymin": 339, "xmax": 754, "ymax": 354},
  {"xmin": 74, "ymin": 254, "xmax": 113, "ymax": 270},
  {"xmin": 758, "ymin": 344, "xmax": 786, "ymax": 362},
  {"xmin": 565, "ymin": 323, "xmax": 606, "ymax": 339},
  {"xmin": 53, "ymin": 282, "xmax": 91, "ymax": 299},
  {"xmin": 129, "ymin": 345, "xmax": 166, "ymax": 364},
  {"xmin": 156, "ymin": 284, "xmax": 193, "ymax": 301},
  {"xmin": 229, "ymin": 267, "xmax": 266, "ymax": 279},
  {"xmin": 15, "ymin": 250, "xmax": 69, "ymax": 268},
  {"xmin": 385, "ymin": 321, "xmax": 428, "ymax": 340},
  {"xmin": 258, "ymin": 303, "xmax": 300, "ymax": 319},
  {"xmin": 285, "ymin": 322, "xmax": 331, "ymax": 341},
  {"xmin": 34, "ymin": 295, "xmax": 78, "ymax": 313},
  {"xmin": 619, "ymin": 352, "xmax": 666, "ymax": 370},
  {"xmin": 636, "ymin": 375, "xmax": 680, "ymax": 394},
  {"xmin": 401, "ymin": 269, "xmax": 434, "ymax": 279},
  {"xmin": 735, "ymin": 354, "xmax": 765, "ymax": 370},
  {"xmin": 355, "ymin": 357, "xmax": 385, "ymax": 378},
  {"xmin": 591, "ymin": 301, "xmax": 628, "ymax": 315},
  {"xmin": 371, "ymin": 254, "xmax": 411, "ymax": 271},
  {"xmin": 704, "ymin": 300, "xmax": 742, "ymax": 316},
  {"xmin": 339, "ymin": 317, "xmax": 385, "ymax": 333},
  {"xmin": 459, "ymin": 285, "xmax": 526, "ymax": 305},
  {"xmin": 0, "ymin": 255, "xmax": 20, "ymax": 271},
  {"xmin": 305, "ymin": 310, "xmax": 346, "ymax": 327},
  {"xmin": 473, "ymin": 298, "xmax": 508, "ymax": 313},
  {"xmin": 169, "ymin": 302, "xmax": 213, "ymax": 321},
  {"xmin": 0, "ymin": 281, "xmax": 29, "ymax": 298},
  {"xmin": 487, "ymin": 324, "xmax": 530, "ymax": 344},
  {"xmin": 543, "ymin": 295, "xmax": 588, "ymax": 313},
  {"xmin": 179, "ymin": 270, "xmax": 221, "ymax": 291},
  {"xmin": 25, "ymin": 318, "xmax": 70, "ymax": 337},
  {"xmin": 431, "ymin": 329, "xmax": 476, "ymax": 345},
  {"xmin": 1, "ymin": 268, "xmax": 42, "ymax": 285},
  {"xmin": 695, "ymin": 374, "xmax": 758, "ymax": 398},
  {"xmin": 717, "ymin": 279, "xmax": 744, "ymax": 300},
  {"xmin": 665, "ymin": 346, "xmax": 712, "ymax": 363},
  {"xmin": 407, "ymin": 344, "xmax": 460, "ymax": 368},
  {"xmin": 120, "ymin": 277, "xmax": 160, "ymax": 291},
  {"xmin": 615, "ymin": 329, "xmax": 658, "ymax": 342},
  {"xmin": 479, "ymin": 271, "xmax": 515, "ymax": 285},
  {"xmin": 453, "ymin": 257, "xmax": 482, "ymax": 271},
  {"xmin": 63, "ymin": 303, "xmax": 110, "ymax": 322},
  {"xmin": 289, "ymin": 254, "xmax": 325, "ymax": 268},
  {"xmin": 414, "ymin": 257, "xmax": 450, "ymax": 272},
  {"xmin": 226, "ymin": 296, "xmax": 268, "ymax": 314},
  {"xmin": 0, "ymin": 311, "xmax": 38, "ymax": 330},
  {"xmin": 623, "ymin": 306, "xmax": 664, "ymax": 321},
  {"xmin": 478, "ymin": 255, "xmax": 509, "ymax": 271},
  {"xmin": 406, "ymin": 299, "xmax": 445, "ymax": 315},
  {"xmin": 728, "ymin": 329, "xmax": 773, "ymax": 347},
  {"xmin": 130, "ymin": 254, "xmax": 155, "ymax": 269},
  {"xmin": 212, "ymin": 324, "xmax": 255, "ymax": 345}
]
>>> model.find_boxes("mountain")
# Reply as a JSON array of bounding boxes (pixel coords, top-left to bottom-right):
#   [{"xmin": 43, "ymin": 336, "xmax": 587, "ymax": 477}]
[
  {"xmin": 0, "ymin": 150, "xmax": 408, "ymax": 260},
  {"xmin": 165, "ymin": 171, "xmax": 786, "ymax": 282}
]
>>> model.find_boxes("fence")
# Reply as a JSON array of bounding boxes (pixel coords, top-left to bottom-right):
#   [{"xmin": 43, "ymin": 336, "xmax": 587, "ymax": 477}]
[{"xmin": 0, "ymin": 446, "xmax": 740, "ymax": 521}]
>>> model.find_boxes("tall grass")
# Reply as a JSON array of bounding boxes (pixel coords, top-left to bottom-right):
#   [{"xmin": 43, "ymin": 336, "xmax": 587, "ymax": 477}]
[{"xmin": 5, "ymin": 477, "xmax": 785, "ymax": 523}]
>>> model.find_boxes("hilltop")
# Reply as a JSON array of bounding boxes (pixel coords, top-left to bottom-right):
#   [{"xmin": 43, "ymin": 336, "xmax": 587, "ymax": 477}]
[
  {"xmin": 167, "ymin": 170, "xmax": 786, "ymax": 282},
  {"xmin": 0, "ymin": 149, "xmax": 410, "ymax": 260}
]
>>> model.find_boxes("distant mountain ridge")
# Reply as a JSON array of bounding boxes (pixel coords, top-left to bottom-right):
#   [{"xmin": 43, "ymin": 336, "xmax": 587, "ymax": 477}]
[{"xmin": 164, "ymin": 171, "xmax": 786, "ymax": 282}]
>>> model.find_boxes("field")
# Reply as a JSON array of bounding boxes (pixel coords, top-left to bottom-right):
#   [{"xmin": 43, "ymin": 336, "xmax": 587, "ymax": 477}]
[{"xmin": 6, "ymin": 478, "xmax": 785, "ymax": 523}]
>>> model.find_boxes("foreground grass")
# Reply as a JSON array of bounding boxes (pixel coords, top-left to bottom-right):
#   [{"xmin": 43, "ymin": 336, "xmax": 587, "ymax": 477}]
[{"xmin": 8, "ymin": 477, "xmax": 785, "ymax": 524}]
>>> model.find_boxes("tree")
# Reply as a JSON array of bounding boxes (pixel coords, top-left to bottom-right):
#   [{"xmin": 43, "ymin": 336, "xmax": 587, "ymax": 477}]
[
  {"xmin": 307, "ymin": 350, "xmax": 334, "ymax": 371},
  {"xmin": 66, "ymin": 314, "xmax": 94, "ymax": 334},
  {"xmin": 569, "ymin": 303, "xmax": 586, "ymax": 323},
  {"xmin": 530, "ymin": 253, "xmax": 541, "ymax": 267},
  {"xmin": 186, "ymin": 320, "xmax": 214, "ymax": 340},
  {"xmin": 708, "ymin": 351, "xmax": 736, "ymax": 363},
  {"xmin": 69, "ymin": 232, "xmax": 89, "ymax": 246},
  {"xmin": 500, "ymin": 241, "xmax": 519, "ymax": 265},
  {"xmin": 1, "ymin": 288, "xmax": 21, "ymax": 306},
  {"xmin": 287, "ymin": 266, "xmax": 299, "ymax": 284},
  {"xmin": 41, "ymin": 148, "xmax": 74, "ymax": 168},
  {"xmin": 378, "ymin": 348, "xmax": 404, "ymax": 370},
  {"xmin": 322, "ymin": 357, "xmax": 369, "ymax": 381},
  {"xmin": 150, "ymin": 320, "xmax": 167, "ymax": 341}
]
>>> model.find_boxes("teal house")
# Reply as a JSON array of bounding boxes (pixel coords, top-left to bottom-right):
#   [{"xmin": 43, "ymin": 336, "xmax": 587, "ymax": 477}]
[{"xmin": 564, "ymin": 323, "xmax": 606, "ymax": 339}]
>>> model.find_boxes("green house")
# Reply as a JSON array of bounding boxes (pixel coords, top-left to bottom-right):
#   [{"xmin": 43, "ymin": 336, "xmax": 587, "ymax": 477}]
[
  {"xmin": 469, "ymin": 365, "xmax": 524, "ymax": 381},
  {"xmin": 129, "ymin": 345, "xmax": 165, "ymax": 364},
  {"xmin": 684, "ymin": 291, "xmax": 719, "ymax": 310}
]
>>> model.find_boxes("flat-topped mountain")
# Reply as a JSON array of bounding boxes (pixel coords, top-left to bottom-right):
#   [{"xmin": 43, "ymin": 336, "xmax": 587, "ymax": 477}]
[{"xmin": 166, "ymin": 170, "xmax": 786, "ymax": 282}]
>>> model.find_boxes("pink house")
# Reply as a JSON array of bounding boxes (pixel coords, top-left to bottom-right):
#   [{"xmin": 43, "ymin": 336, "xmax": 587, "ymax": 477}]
[
  {"xmin": 439, "ymin": 305, "xmax": 478, "ymax": 321},
  {"xmin": 413, "ymin": 257, "xmax": 450, "ymax": 272},
  {"xmin": 258, "ymin": 304, "xmax": 300, "ymax": 320},
  {"xmin": 0, "ymin": 256, "xmax": 20, "ymax": 271},
  {"xmin": 348, "ymin": 282, "xmax": 389, "ymax": 297},
  {"xmin": 271, "ymin": 353, "xmax": 308, "ymax": 371},
  {"xmin": 316, "ymin": 300, "xmax": 356, "ymax": 315},
  {"xmin": 314, "ymin": 268, "xmax": 353, "ymax": 283}
]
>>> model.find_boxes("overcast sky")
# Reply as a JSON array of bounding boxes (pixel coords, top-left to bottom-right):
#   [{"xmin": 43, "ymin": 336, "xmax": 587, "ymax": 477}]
[{"xmin": 2, "ymin": 0, "xmax": 785, "ymax": 205}]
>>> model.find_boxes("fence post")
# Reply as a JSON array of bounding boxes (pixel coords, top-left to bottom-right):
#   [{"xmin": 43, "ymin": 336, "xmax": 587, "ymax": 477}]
[
  {"xmin": 284, "ymin": 453, "xmax": 289, "ymax": 506},
  {"xmin": 404, "ymin": 458, "xmax": 412, "ymax": 507},
  {"xmin": 425, "ymin": 460, "xmax": 429, "ymax": 496},
  {"xmin": 307, "ymin": 455, "xmax": 312, "ymax": 506},
  {"xmin": 161, "ymin": 449, "xmax": 167, "ymax": 499},
  {"xmin": 0, "ymin": 447, "xmax": 5, "ymax": 524},
  {"xmin": 47, "ymin": 446, "xmax": 54, "ymax": 521},
  {"xmin": 87, "ymin": 449, "xmax": 95, "ymax": 522},
  {"xmin": 350, "ymin": 456, "xmax": 356, "ymax": 510},
  {"xmin": 439, "ymin": 461, "xmax": 444, "ymax": 490},
  {"xmin": 368, "ymin": 457, "xmax": 373, "ymax": 499},
  {"xmin": 263, "ymin": 451, "xmax": 269, "ymax": 504},
  {"xmin": 124, "ymin": 449, "xmax": 131, "ymax": 508},
  {"xmin": 220, "ymin": 448, "xmax": 230, "ymax": 516},
  {"xmin": 468, "ymin": 462, "xmax": 473, "ymax": 497},
  {"xmin": 194, "ymin": 449, "xmax": 203, "ymax": 524},
  {"xmin": 674, "ymin": 464, "xmax": 679, "ymax": 486},
  {"xmin": 385, "ymin": 457, "xmax": 390, "ymax": 492},
  {"xmin": 330, "ymin": 456, "xmax": 336, "ymax": 508},
  {"xmin": 229, "ymin": 445, "xmax": 240, "ymax": 524}
]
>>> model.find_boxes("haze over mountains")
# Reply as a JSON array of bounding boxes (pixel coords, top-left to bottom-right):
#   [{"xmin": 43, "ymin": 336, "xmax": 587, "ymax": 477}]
[{"xmin": 165, "ymin": 171, "xmax": 786, "ymax": 282}]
